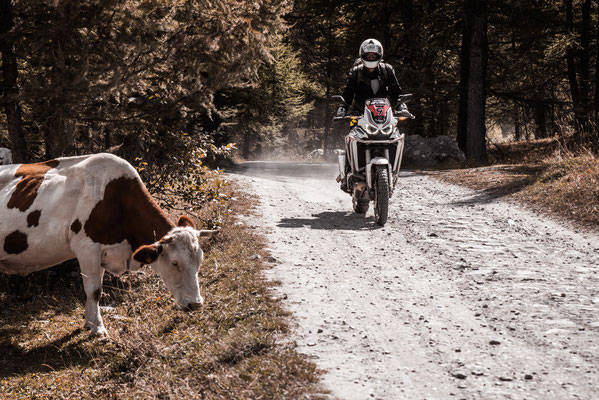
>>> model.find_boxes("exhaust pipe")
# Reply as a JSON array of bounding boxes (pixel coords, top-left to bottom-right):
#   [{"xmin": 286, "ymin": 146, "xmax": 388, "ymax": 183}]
[{"xmin": 336, "ymin": 150, "xmax": 346, "ymax": 181}]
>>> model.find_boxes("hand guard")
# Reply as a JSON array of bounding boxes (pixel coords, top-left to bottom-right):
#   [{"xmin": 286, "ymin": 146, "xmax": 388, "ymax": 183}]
[{"xmin": 336, "ymin": 106, "xmax": 347, "ymax": 118}]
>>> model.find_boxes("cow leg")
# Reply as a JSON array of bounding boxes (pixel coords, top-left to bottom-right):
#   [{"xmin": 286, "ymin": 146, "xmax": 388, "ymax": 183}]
[{"xmin": 79, "ymin": 256, "xmax": 107, "ymax": 337}]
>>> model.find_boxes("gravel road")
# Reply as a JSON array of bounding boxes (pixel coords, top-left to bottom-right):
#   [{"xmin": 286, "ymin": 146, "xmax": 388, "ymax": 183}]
[{"xmin": 228, "ymin": 161, "xmax": 599, "ymax": 400}]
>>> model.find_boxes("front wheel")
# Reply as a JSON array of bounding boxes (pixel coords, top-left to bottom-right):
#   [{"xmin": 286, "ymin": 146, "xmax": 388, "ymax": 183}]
[{"xmin": 374, "ymin": 167, "xmax": 389, "ymax": 226}]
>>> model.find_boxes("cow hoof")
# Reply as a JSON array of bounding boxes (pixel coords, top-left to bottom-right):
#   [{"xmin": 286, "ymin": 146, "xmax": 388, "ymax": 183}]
[
  {"xmin": 187, "ymin": 302, "xmax": 203, "ymax": 311},
  {"xmin": 89, "ymin": 327, "xmax": 109, "ymax": 339},
  {"xmin": 85, "ymin": 322, "xmax": 108, "ymax": 338}
]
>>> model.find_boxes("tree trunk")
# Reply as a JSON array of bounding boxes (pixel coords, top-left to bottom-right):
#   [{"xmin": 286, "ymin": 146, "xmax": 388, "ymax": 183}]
[
  {"xmin": 0, "ymin": 0, "xmax": 28, "ymax": 163},
  {"xmin": 580, "ymin": 0, "xmax": 591, "ymax": 110},
  {"xmin": 465, "ymin": 0, "xmax": 488, "ymax": 162},
  {"xmin": 595, "ymin": 0, "xmax": 599, "ymax": 126},
  {"xmin": 533, "ymin": 101, "xmax": 547, "ymax": 139},
  {"xmin": 43, "ymin": 3, "xmax": 77, "ymax": 158},
  {"xmin": 457, "ymin": 2, "xmax": 473, "ymax": 152},
  {"xmin": 323, "ymin": 23, "xmax": 333, "ymax": 154},
  {"xmin": 565, "ymin": 0, "xmax": 589, "ymax": 140},
  {"xmin": 514, "ymin": 105, "xmax": 520, "ymax": 141},
  {"xmin": 579, "ymin": 0, "xmax": 592, "ymax": 139}
]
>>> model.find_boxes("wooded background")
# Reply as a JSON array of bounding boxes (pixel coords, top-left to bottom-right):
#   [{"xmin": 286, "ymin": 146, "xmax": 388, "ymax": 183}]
[{"xmin": 1, "ymin": 0, "xmax": 599, "ymax": 169}]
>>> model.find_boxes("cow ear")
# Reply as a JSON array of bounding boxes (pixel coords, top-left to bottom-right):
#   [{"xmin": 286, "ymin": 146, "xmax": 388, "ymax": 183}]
[
  {"xmin": 159, "ymin": 235, "xmax": 173, "ymax": 244},
  {"xmin": 177, "ymin": 215, "xmax": 195, "ymax": 228},
  {"xmin": 132, "ymin": 244, "xmax": 162, "ymax": 264}
]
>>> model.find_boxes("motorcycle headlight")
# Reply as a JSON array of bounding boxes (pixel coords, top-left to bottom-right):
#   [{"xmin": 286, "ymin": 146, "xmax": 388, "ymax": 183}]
[
  {"xmin": 382, "ymin": 126, "xmax": 393, "ymax": 135},
  {"xmin": 354, "ymin": 127, "xmax": 368, "ymax": 139},
  {"xmin": 366, "ymin": 125, "xmax": 379, "ymax": 135}
]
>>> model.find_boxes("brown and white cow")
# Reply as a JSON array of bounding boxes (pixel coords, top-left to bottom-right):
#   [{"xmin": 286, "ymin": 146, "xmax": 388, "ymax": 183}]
[{"xmin": 0, "ymin": 153, "xmax": 216, "ymax": 337}]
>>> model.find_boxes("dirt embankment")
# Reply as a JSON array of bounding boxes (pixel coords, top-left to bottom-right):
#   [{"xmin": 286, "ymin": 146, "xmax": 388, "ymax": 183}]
[{"xmin": 230, "ymin": 161, "xmax": 599, "ymax": 400}]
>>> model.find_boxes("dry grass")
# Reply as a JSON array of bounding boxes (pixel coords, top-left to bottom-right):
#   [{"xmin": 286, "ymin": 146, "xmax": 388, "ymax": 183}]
[
  {"xmin": 0, "ymin": 185, "xmax": 326, "ymax": 399},
  {"xmin": 432, "ymin": 139, "xmax": 599, "ymax": 230},
  {"xmin": 521, "ymin": 151, "xmax": 599, "ymax": 228}
]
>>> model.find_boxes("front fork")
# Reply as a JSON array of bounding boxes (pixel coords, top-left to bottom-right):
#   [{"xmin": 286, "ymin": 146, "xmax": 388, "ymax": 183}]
[
  {"xmin": 365, "ymin": 149, "xmax": 392, "ymax": 197},
  {"xmin": 338, "ymin": 147, "xmax": 394, "ymax": 198}
]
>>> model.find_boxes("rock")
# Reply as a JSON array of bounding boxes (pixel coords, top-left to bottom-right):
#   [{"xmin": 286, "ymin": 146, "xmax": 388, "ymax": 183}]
[
  {"xmin": 524, "ymin": 374, "xmax": 533, "ymax": 380},
  {"xmin": 489, "ymin": 340, "xmax": 501, "ymax": 345},
  {"xmin": 451, "ymin": 371, "xmax": 468, "ymax": 380},
  {"xmin": 403, "ymin": 135, "xmax": 465, "ymax": 168},
  {"xmin": 0, "ymin": 148, "xmax": 12, "ymax": 165}
]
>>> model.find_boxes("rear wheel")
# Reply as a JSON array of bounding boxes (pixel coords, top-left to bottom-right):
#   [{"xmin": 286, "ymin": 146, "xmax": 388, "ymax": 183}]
[
  {"xmin": 374, "ymin": 167, "xmax": 389, "ymax": 226},
  {"xmin": 352, "ymin": 196, "xmax": 369, "ymax": 214}
]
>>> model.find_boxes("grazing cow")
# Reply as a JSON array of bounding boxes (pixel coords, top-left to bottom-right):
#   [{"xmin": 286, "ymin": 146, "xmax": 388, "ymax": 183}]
[{"xmin": 0, "ymin": 153, "xmax": 216, "ymax": 337}]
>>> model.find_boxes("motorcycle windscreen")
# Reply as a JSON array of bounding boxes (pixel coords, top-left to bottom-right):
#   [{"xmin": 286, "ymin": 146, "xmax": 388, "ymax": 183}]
[{"xmin": 365, "ymin": 98, "xmax": 391, "ymax": 125}]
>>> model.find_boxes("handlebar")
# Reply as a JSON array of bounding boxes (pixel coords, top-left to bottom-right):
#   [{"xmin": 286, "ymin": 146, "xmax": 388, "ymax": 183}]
[
  {"xmin": 333, "ymin": 115, "xmax": 359, "ymax": 121},
  {"xmin": 334, "ymin": 111, "xmax": 415, "ymax": 121}
]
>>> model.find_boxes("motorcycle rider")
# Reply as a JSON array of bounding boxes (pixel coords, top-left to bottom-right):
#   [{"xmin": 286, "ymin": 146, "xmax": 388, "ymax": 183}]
[
  {"xmin": 336, "ymin": 38, "xmax": 405, "ymax": 190},
  {"xmin": 336, "ymin": 38, "xmax": 403, "ymax": 117}
]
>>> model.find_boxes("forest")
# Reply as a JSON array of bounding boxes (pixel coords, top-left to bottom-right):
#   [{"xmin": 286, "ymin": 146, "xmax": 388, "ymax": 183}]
[{"xmin": 1, "ymin": 0, "xmax": 599, "ymax": 170}]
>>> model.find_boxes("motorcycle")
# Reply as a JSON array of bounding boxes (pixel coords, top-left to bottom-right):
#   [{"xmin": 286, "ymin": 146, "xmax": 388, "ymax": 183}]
[{"xmin": 333, "ymin": 94, "xmax": 414, "ymax": 226}]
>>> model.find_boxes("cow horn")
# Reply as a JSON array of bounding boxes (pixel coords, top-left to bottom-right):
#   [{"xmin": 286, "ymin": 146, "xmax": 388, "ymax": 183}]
[{"xmin": 199, "ymin": 229, "xmax": 218, "ymax": 238}]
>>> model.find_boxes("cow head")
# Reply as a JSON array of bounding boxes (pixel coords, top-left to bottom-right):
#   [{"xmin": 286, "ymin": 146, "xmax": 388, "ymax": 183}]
[{"xmin": 132, "ymin": 216, "xmax": 217, "ymax": 310}]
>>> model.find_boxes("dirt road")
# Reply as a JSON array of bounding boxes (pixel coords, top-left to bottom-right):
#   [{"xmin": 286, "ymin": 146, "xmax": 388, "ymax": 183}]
[{"xmin": 228, "ymin": 161, "xmax": 599, "ymax": 400}]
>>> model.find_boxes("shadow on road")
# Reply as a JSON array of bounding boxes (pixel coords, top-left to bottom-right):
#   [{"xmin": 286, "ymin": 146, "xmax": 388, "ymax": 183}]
[
  {"xmin": 449, "ymin": 174, "xmax": 542, "ymax": 207},
  {"xmin": 278, "ymin": 211, "xmax": 381, "ymax": 231}
]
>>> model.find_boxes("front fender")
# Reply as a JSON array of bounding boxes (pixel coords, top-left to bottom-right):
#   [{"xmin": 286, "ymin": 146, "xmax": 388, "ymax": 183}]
[{"xmin": 366, "ymin": 157, "xmax": 389, "ymax": 190}]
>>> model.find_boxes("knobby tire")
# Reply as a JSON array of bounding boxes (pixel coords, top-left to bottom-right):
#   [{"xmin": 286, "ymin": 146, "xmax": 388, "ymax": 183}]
[{"xmin": 374, "ymin": 167, "xmax": 389, "ymax": 226}]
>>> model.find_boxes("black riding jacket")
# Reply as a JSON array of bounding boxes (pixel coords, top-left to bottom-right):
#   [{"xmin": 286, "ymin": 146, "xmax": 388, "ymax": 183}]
[{"xmin": 341, "ymin": 62, "xmax": 402, "ymax": 112}]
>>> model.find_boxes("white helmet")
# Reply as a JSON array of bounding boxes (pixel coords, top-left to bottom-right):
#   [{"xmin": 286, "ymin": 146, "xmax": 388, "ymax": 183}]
[{"xmin": 359, "ymin": 38, "xmax": 383, "ymax": 69}]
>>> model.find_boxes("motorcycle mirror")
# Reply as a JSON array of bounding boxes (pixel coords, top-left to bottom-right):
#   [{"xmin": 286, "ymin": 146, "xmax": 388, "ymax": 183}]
[
  {"xmin": 397, "ymin": 94, "xmax": 413, "ymax": 104},
  {"xmin": 332, "ymin": 95, "xmax": 348, "ymax": 106},
  {"xmin": 395, "ymin": 109, "xmax": 416, "ymax": 119}
]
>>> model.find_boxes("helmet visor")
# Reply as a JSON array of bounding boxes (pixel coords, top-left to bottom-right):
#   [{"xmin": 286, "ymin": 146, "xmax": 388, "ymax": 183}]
[{"xmin": 362, "ymin": 52, "xmax": 381, "ymax": 62}]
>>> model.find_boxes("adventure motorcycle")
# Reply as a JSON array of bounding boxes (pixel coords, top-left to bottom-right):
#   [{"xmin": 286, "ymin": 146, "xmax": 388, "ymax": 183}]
[{"xmin": 333, "ymin": 94, "xmax": 414, "ymax": 226}]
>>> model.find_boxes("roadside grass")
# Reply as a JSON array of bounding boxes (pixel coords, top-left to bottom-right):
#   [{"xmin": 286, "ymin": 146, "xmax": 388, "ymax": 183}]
[
  {"xmin": 521, "ymin": 150, "xmax": 599, "ymax": 228},
  {"xmin": 0, "ymin": 184, "xmax": 325, "ymax": 399},
  {"xmin": 432, "ymin": 138, "xmax": 599, "ymax": 230}
]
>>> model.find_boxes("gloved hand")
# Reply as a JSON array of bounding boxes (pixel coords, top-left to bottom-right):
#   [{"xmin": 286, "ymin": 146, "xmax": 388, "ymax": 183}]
[{"xmin": 336, "ymin": 106, "xmax": 347, "ymax": 118}]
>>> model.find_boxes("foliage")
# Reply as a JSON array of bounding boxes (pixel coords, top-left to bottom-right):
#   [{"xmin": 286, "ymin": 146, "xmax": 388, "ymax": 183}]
[
  {"xmin": 2, "ymin": 0, "xmax": 290, "ymax": 163},
  {"xmin": 133, "ymin": 130, "xmax": 236, "ymax": 228},
  {"xmin": 229, "ymin": 41, "xmax": 317, "ymax": 158},
  {"xmin": 3, "ymin": 0, "xmax": 599, "ymax": 162},
  {"xmin": 281, "ymin": 0, "xmax": 599, "ymax": 154}
]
